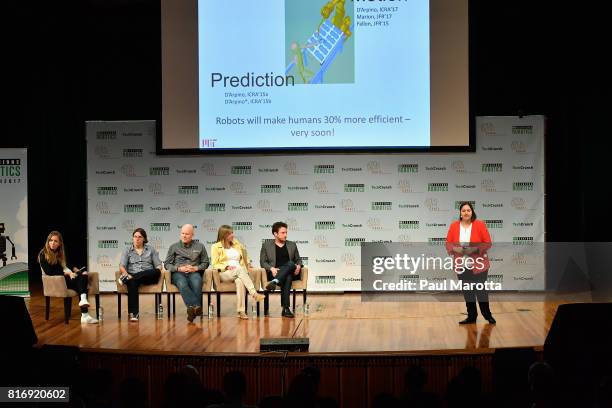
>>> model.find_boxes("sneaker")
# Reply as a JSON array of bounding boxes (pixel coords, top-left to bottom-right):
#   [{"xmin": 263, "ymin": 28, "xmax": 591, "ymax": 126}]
[
  {"xmin": 281, "ymin": 307, "xmax": 295, "ymax": 318},
  {"xmin": 237, "ymin": 311, "xmax": 249, "ymax": 320},
  {"xmin": 81, "ymin": 314, "xmax": 99, "ymax": 324},
  {"xmin": 129, "ymin": 313, "xmax": 139, "ymax": 322},
  {"xmin": 265, "ymin": 281, "xmax": 277, "ymax": 291},
  {"xmin": 78, "ymin": 298, "xmax": 90, "ymax": 307}
]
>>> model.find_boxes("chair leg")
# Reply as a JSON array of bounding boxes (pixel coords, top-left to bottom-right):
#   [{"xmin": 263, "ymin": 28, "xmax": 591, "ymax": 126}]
[
  {"xmin": 292, "ymin": 289, "xmax": 296, "ymax": 312},
  {"xmin": 45, "ymin": 296, "xmax": 50, "ymax": 320},
  {"xmin": 172, "ymin": 294, "xmax": 176, "ymax": 316},
  {"xmin": 117, "ymin": 293, "xmax": 122, "ymax": 319},
  {"xmin": 303, "ymin": 290, "xmax": 307, "ymax": 307},
  {"xmin": 245, "ymin": 293, "xmax": 248, "ymax": 314},
  {"xmin": 216, "ymin": 292, "xmax": 221, "ymax": 317},
  {"xmin": 95, "ymin": 294, "xmax": 100, "ymax": 319},
  {"xmin": 264, "ymin": 293, "xmax": 269, "ymax": 316},
  {"xmin": 257, "ymin": 299, "xmax": 260, "ymax": 316},
  {"xmin": 64, "ymin": 297, "xmax": 72, "ymax": 324},
  {"xmin": 167, "ymin": 293, "xmax": 171, "ymax": 318},
  {"xmin": 207, "ymin": 293, "xmax": 211, "ymax": 308}
]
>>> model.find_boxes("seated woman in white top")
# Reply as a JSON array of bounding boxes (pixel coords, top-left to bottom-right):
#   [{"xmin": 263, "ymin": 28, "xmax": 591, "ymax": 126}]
[{"xmin": 210, "ymin": 225, "xmax": 265, "ymax": 319}]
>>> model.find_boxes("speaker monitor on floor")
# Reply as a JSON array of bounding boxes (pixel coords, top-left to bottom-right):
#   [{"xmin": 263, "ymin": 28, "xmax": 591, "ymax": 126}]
[
  {"xmin": 260, "ymin": 337, "xmax": 309, "ymax": 352},
  {"xmin": 0, "ymin": 295, "xmax": 37, "ymax": 350},
  {"xmin": 544, "ymin": 303, "xmax": 612, "ymax": 380}
]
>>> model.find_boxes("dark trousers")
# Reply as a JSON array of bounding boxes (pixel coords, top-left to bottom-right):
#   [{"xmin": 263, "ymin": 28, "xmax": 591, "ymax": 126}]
[
  {"xmin": 267, "ymin": 261, "xmax": 298, "ymax": 308},
  {"xmin": 65, "ymin": 274, "xmax": 89, "ymax": 313},
  {"xmin": 460, "ymin": 268, "xmax": 492, "ymax": 319},
  {"xmin": 126, "ymin": 268, "xmax": 161, "ymax": 314}
]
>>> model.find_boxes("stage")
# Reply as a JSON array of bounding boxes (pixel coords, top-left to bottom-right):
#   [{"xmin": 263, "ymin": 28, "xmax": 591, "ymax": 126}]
[
  {"xmin": 27, "ymin": 291, "xmax": 558, "ymax": 355},
  {"xmin": 20, "ymin": 287, "xmax": 579, "ymax": 406}
]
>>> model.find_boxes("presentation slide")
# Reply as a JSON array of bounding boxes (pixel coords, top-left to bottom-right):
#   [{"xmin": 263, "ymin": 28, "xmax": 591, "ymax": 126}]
[{"xmin": 197, "ymin": 0, "xmax": 430, "ymax": 150}]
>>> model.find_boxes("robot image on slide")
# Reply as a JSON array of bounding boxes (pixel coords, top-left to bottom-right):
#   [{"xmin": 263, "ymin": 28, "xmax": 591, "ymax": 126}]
[
  {"xmin": 286, "ymin": 0, "xmax": 353, "ymax": 84},
  {"xmin": 0, "ymin": 222, "xmax": 17, "ymax": 268}
]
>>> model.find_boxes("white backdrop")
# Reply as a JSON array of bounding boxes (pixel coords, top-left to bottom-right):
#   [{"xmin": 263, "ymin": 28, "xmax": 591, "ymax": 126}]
[{"xmin": 87, "ymin": 116, "xmax": 545, "ymax": 292}]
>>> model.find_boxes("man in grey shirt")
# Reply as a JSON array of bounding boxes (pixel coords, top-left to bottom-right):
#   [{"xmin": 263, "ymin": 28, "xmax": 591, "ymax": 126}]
[{"xmin": 164, "ymin": 224, "xmax": 209, "ymax": 322}]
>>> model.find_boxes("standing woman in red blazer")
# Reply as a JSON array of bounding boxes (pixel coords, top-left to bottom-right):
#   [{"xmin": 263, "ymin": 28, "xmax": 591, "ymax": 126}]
[{"xmin": 445, "ymin": 202, "xmax": 496, "ymax": 324}]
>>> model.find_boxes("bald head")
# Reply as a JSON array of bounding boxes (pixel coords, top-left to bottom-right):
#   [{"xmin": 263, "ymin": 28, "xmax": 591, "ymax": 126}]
[{"xmin": 180, "ymin": 224, "xmax": 194, "ymax": 244}]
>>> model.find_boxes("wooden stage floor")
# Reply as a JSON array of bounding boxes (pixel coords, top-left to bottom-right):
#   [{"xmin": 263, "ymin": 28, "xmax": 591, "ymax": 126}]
[{"xmin": 25, "ymin": 289, "xmax": 566, "ymax": 355}]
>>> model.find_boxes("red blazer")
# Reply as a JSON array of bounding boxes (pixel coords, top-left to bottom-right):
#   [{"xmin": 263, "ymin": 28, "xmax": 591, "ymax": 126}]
[{"xmin": 445, "ymin": 219, "xmax": 492, "ymax": 274}]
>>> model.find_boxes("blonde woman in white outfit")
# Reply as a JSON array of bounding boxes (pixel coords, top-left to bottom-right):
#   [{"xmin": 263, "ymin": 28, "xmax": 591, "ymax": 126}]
[{"xmin": 211, "ymin": 225, "xmax": 265, "ymax": 319}]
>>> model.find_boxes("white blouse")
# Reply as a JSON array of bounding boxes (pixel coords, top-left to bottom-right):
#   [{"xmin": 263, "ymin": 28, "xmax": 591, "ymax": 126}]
[
  {"xmin": 225, "ymin": 247, "xmax": 241, "ymax": 267},
  {"xmin": 459, "ymin": 223, "xmax": 472, "ymax": 245}
]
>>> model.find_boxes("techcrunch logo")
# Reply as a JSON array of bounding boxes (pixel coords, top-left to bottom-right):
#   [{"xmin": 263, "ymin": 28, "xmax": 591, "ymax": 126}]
[
  {"xmin": 0, "ymin": 158, "xmax": 21, "ymax": 177},
  {"xmin": 371, "ymin": 201, "xmax": 392, "ymax": 210},
  {"xmin": 342, "ymin": 223, "xmax": 363, "ymax": 228},
  {"xmin": 398, "ymin": 164, "xmax": 418, "ymax": 173},
  {"xmin": 513, "ymin": 165, "xmax": 534, "ymax": 170},
  {"xmin": 122, "ymin": 149, "xmax": 143, "ymax": 158},
  {"xmin": 425, "ymin": 166, "xmax": 446, "ymax": 171},
  {"xmin": 399, "ymin": 221, "xmax": 419, "ymax": 229},
  {"xmin": 211, "ymin": 72, "xmax": 295, "ymax": 88},
  {"xmin": 315, "ymin": 221, "xmax": 335, "ymax": 230},
  {"xmin": 205, "ymin": 203, "xmax": 226, "ymax": 212},
  {"xmin": 344, "ymin": 183, "xmax": 365, "ymax": 192},
  {"xmin": 150, "ymin": 206, "xmax": 170, "ymax": 211},
  {"xmin": 258, "ymin": 168, "xmax": 278, "ymax": 173},
  {"xmin": 398, "ymin": 204, "xmax": 419, "ymax": 209},
  {"xmin": 231, "ymin": 166, "xmax": 252, "ymax": 175},
  {"xmin": 124, "ymin": 204, "xmax": 144, "ymax": 213},
  {"xmin": 178, "ymin": 186, "xmax": 199, "ymax": 195},
  {"xmin": 314, "ymin": 165, "xmax": 335, "ymax": 174},
  {"xmin": 301, "ymin": 256, "xmax": 309, "ymax": 265},
  {"xmin": 288, "ymin": 186, "xmax": 309, "ymax": 191},
  {"xmin": 371, "ymin": 185, "xmax": 392, "ymax": 190},
  {"xmin": 288, "ymin": 203, "xmax": 308, "ymax": 211},
  {"xmin": 150, "ymin": 222, "xmax": 171, "ymax": 232},
  {"xmin": 316, "ymin": 276, "xmax": 335, "ymax": 284},
  {"xmin": 98, "ymin": 240, "xmax": 118, "ymax": 249},
  {"xmin": 232, "ymin": 205, "xmax": 252, "ymax": 210},
  {"xmin": 512, "ymin": 125, "xmax": 533, "ymax": 135},
  {"xmin": 96, "ymin": 130, "xmax": 117, "ymax": 140},
  {"xmin": 482, "ymin": 163, "xmax": 503, "ymax": 172},
  {"xmin": 425, "ymin": 223, "xmax": 447, "ymax": 227},
  {"xmin": 97, "ymin": 187, "xmax": 117, "ymax": 195},
  {"xmin": 513, "ymin": 182, "xmax": 534, "ymax": 191},
  {"xmin": 513, "ymin": 222, "xmax": 534, "ymax": 227},
  {"xmin": 149, "ymin": 167, "xmax": 169, "ymax": 176},
  {"xmin": 314, "ymin": 204, "xmax": 335, "ymax": 209},
  {"xmin": 482, "ymin": 203, "xmax": 503, "ymax": 208},
  {"xmin": 232, "ymin": 222, "xmax": 253, "ymax": 231},
  {"xmin": 427, "ymin": 183, "xmax": 448, "ymax": 192},
  {"xmin": 261, "ymin": 184, "xmax": 281, "ymax": 193},
  {"xmin": 484, "ymin": 220, "xmax": 504, "ymax": 229},
  {"xmin": 341, "ymin": 167, "xmax": 362, "ymax": 172},
  {"xmin": 345, "ymin": 238, "xmax": 365, "ymax": 247},
  {"xmin": 123, "ymin": 188, "xmax": 143, "ymax": 193}
]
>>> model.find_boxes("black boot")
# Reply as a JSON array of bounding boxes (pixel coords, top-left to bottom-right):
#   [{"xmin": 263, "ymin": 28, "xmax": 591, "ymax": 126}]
[{"xmin": 281, "ymin": 307, "xmax": 294, "ymax": 318}]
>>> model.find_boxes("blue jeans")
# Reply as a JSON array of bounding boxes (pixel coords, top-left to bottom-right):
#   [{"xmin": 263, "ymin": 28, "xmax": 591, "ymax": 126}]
[{"xmin": 171, "ymin": 272, "xmax": 203, "ymax": 307}]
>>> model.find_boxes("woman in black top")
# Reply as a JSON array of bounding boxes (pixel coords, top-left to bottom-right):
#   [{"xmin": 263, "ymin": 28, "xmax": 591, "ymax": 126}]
[{"xmin": 38, "ymin": 231, "xmax": 98, "ymax": 324}]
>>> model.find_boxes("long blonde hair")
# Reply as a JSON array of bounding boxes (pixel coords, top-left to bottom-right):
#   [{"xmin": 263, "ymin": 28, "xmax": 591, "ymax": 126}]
[
  {"xmin": 39, "ymin": 231, "xmax": 66, "ymax": 267},
  {"xmin": 216, "ymin": 225, "xmax": 234, "ymax": 246}
]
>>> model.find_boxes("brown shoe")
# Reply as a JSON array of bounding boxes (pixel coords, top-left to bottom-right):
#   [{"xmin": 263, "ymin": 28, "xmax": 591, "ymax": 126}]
[
  {"xmin": 194, "ymin": 306, "xmax": 203, "ymax": 317},
  {"xmin": 237, "ymin": 311, "xmax": 249, "ymax": 320},
  {"xmin": 187, "ymin": 306, "xmax": 196, "ymax": 322},
  {"xmin": 252, "ymin": 293, "xmax": 265, "ymax": 302}
]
